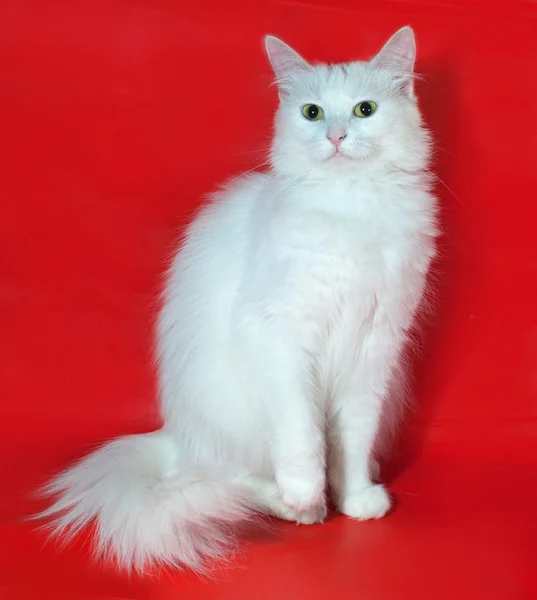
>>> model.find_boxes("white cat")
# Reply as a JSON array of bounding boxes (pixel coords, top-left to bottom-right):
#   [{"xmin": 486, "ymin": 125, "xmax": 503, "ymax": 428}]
[{"xmin": 39, "ymin": 26, "xmax": 438, "ymax": 573}]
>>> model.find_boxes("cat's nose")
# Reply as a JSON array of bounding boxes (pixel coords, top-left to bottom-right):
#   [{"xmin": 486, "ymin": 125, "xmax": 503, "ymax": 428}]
[{"xmin": 327, "ymin": 130, "xmax": 347, "ymax": 147}]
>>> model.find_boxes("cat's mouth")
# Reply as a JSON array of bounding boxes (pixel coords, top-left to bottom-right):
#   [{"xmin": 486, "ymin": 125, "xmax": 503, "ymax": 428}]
[
  {"xmin": 325, "ymin": 144, "xmax": 377, "ymax": 163},
  {"xmin": 327, "ymin": 150, "xmax": 352, "ymax": 161}
]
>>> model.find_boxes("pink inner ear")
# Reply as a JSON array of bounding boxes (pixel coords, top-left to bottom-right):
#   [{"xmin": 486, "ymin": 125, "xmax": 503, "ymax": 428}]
[
  {"xmin": 265, "ymin": 36, "xmax": 310, "ymax": 83},
  {"xmin": 372, "ymin": 27, "xmax": 416, "ymax": 75}
]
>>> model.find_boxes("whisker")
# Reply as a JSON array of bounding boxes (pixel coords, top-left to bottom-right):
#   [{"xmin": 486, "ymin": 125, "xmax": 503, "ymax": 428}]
[
  {"xmin": 223, "ymin": 161, "xmax": 272, "ymax": 189},
  {"xmin": 225, "ymin": 147, "xmax": 272, "ymax": 157},
  {"xmin": 402, "ymin": 149, "xmax": 470, "ymax": 213},
  {"xmin": 432, "ymin": 146, "xmax": 455, "ymax": 158},
  {"xmin": 422, "ymin": 166, "xmax": 469, "ymax": 212}
]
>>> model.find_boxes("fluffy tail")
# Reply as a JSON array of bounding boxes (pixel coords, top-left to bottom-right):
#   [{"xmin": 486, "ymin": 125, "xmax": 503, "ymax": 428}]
[{"xmin": 37, "ymin": 430, "xmax": 254, "ymax": 572}]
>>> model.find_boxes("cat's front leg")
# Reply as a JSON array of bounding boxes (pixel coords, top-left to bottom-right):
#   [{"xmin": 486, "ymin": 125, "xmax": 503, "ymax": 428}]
[
  {"xmin": 327, "ymin": 343, "xmax": 397, "ymax": 520},
  {"xmin": 274, "ymin": 409, "xmax": 326, "ymax": 515},
  {"xmin": 243, "ymin": 324, "xmax": 326, "ymax": 516}
]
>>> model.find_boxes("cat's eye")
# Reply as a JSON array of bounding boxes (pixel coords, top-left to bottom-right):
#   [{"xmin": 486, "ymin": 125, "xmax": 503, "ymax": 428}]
[
  {"xmin": 302, "ymin": 104, "xmax": 324, "ymax": 121},
  {"xmin": 354, "ymin": 101, "xmax": 377, "ymax": 118}
]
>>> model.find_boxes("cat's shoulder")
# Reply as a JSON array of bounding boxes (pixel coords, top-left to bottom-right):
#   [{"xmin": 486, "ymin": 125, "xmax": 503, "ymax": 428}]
[{"xmin": 218, "ymin": 171, "xmax": 270, "ymax": 199}]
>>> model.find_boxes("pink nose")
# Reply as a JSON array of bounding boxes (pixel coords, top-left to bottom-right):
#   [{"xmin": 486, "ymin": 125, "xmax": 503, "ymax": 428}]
[{"xmin": 327, "ymin": 130, "xmax": 347, "ymax": 147}]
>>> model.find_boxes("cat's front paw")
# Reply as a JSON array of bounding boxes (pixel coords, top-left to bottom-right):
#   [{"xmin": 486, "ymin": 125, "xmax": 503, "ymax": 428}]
[
  {"xmin": 267, "ymin": 490, "xmax": 327, "ymax": 525},
  {"xmin": 277, "ymin": 472, "xmax": 325, "ymax": 513},
  {"xmin": 339, "ymin": 484, "xmax": 391, "ymax": 521},
  {"xmin": 286, "ymin": 499, "xmax": 328, "ymax": 525}
]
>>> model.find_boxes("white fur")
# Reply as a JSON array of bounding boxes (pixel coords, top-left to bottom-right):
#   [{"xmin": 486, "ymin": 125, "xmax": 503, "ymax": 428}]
[{"xmin": 39, "ymin": 27, "xmax": 438, "ymax": 573}]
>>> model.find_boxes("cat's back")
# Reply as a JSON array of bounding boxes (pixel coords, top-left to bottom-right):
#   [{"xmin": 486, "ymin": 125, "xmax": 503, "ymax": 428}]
[
  {"xmin": 160, "ymin": 170, "xmax": 270, "ymax": 340},
  {"xmin": 169, "ymin": 172, "xmax": 267, "ymax": 278}
]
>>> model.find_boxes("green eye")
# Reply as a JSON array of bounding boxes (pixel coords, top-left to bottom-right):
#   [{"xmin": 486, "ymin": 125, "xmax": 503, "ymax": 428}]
[
  {"xmin": 354, "ymin": 101, "xmax": 377, "ymax": 118},
  {"xmin": 302, "ymin": 104, "xmax": 324, "ymax": 121}
]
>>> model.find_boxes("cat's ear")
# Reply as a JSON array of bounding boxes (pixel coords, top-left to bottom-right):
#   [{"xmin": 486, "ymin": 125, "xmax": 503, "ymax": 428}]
[
  {"xmin": 264, "ymin": 36, "xmax": 310, "ymax": 90},
  {"xmin": 371, "ymin": 26, "xmax": 416, "ymax": 97}
]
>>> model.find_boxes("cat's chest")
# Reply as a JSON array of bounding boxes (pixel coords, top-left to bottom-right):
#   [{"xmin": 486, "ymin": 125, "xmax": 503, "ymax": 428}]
[{"xmin": 280, "ymin": 211, "xmax": 409, "ymax": 293}]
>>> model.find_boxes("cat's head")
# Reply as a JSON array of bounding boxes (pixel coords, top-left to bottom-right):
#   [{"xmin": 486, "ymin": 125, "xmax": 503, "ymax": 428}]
[{"xmin": 265, "ymin": 27, "xmax": 430, "ymax": 179}]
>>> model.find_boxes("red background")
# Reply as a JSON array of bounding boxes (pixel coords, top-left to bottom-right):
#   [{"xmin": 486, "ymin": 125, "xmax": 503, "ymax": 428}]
[{"xmin": 1, "ymin": 1, "xmax": 536, "ymax": 598}]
